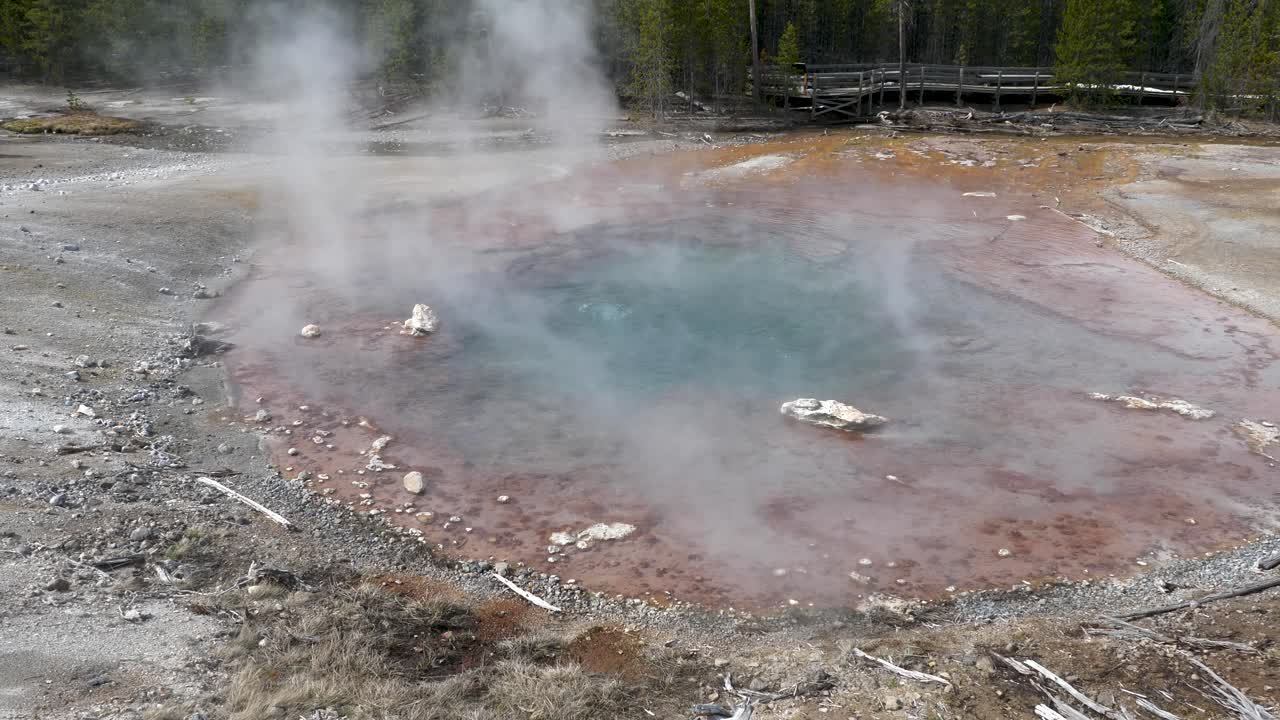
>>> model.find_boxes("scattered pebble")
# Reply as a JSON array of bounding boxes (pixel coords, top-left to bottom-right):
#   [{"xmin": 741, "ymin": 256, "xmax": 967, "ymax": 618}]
[{"xmin": 300, "ymin": 324, "xmax": 321, "ymax": 338}]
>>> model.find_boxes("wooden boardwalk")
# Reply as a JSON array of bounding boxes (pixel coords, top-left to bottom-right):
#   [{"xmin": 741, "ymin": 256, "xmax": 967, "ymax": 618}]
[{"xmin": 754, "ymin": 63, "xmax": 1196, "ymax": 120}]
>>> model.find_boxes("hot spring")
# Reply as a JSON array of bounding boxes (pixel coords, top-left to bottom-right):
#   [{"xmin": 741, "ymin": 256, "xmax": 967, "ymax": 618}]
[{"xmin": 218, "ymin": 152, "xmax": 1280, "ymax": 609}]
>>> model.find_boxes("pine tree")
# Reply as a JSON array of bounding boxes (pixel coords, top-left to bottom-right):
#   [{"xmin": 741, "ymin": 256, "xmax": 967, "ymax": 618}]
[
  {"xmin": 776, "ymin": 19, "xmax": 800, "ymax": 69},
  {"xmin": 625, "ymin": 0, "xmax": 674, "ymax": 119},
  {"xmin": 1053, "ymin": 0, "xmax": 1138, "ymax": 104}
]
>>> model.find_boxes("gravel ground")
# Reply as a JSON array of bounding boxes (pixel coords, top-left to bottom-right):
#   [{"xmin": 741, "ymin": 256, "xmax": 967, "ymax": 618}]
[{"xmin": 2, "ymin": 88, "xmax": 1278, "ymax": 719}]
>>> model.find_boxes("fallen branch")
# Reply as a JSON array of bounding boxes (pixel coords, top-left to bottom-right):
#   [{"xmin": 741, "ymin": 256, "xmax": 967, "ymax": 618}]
[
  {"xmin": 55, "ymin": 444, "xmax": 101, "ymax": 455},
  {"xmin": 1258, "ymin": 552, "xmax": 1280, "ymax": 572},
  {"xmin": 993, "ymin": 653, "xmax": 1033, "ymax": 675},
  {"xmin": 1023, "ymin": 659, "xmax": 1124, "ymax": 720},
  {"xmin": 1036, "ymin": 705, "xmax": 1070, "ymax": 720},
  {"xmin": 91, "ymin": 554, "xmax": 143, "ymax": 571},
  {"xmin": 1114, "ymin": 576, "xmax": 1280, "ymax": 621},
  {"xmin": 195, "ymin": 476, "xmax": 294, "ymax": 530},
  {"xmin": 491, "ymin": 572, "xmax": 562, "ymax": 613},
  {"xmin": 1091, "ymin": 617, "xmax": 1257, "ymax": 654},
  {"xmin": 1185, "ymin": 656, "xmax": 1275, "ymax": 720},
  {"xmin": 852, "ymin": 648, "xmax": 951, "ymax": 686},
  {"xmin": 1136, "ymin": 698, "xmax": 1182, "ymax": 720}
]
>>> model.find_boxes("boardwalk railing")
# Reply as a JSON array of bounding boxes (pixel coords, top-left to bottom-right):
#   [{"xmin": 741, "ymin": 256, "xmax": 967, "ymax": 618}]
[{"xmin": 752, "ymin": 63, "xmax": 1196, "ymax": 119}]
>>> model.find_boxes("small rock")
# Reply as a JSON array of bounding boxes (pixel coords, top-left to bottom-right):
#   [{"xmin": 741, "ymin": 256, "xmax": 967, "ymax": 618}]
[
  {"xmin": 64, "ymin": 371, "xmax": 80, "ymax": 381},
  {"xmin": 45, "ymin": 577, "xmax": 71, "ymax": 592},
  {"xmin": 997, "ymin": 548, "xmax": 1012, "ymax": 557},
  {"xmin": 74, "ymin": 355, "xmax": 95, "ymax": 368},
  {"xmin": 48, "ymin": 493, "xmax": 66, "ymax": 507},
  {"xmin": 75, "ymin": 404, "xmax": 95, "ymax": 418},
  {"xmin": 129, "ymin": 526, "xmax": 153, "ymax": 542},
  {"xmin": 216, "ymin": 443, "xmax": 233, "ymax": 455},
  {"xmin": 496, "ymin": 494, "xmax": 511, "ymax": 504},
  {"xmin": 882, "ymin": 695, "xmax": 903, "ymax": 711},
  {"xmin": 158, "ymin": 287, "xmax": 174, "ymax": 296},
  {"xmin": 51, "ymin": 300, "xmax": 63, "ymax": 308},
  {"xmin": 62, "ymin": 243, "xmax": 80, "ymax": 252},
  {"xmin": 300, "ymin": 324, "xmax": 321, "ymax": 338},
  {"xmin": 253, "ymin": 409, "xmax": 272, "ymax": 423},
  {"xmin": 494, "ymin": 561, "xmax": 510, "ymax": 576},
  {"xmin": 403, "ymin": 471, "xmax": 426, "ymax": 494},
  {"xmin": 713, "ymin": 658, "xmax": 730, "ymax": 668},
  {"xmin": 52, "ymin": 424, "xmax": 70, "ymax": 434},
  {"xmin": 121, "ymin": 608, "xmax": 149, "ymax": 623}
]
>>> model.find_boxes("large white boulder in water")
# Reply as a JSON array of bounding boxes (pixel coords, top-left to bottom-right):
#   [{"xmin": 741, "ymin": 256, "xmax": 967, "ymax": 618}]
[
  {"xmin": 402, "ymin": 304, "xmax": 440, "ymax": 336},
  {"xmin": 780, "ymin": 398, "xmax": 887, "ymax": 432}
]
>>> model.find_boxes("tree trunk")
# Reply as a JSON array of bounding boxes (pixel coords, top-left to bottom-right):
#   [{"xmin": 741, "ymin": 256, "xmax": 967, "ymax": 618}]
[
  {"xmin": 898, "ymin": 0, "xmax": 907, "ymax": 110},
  {"xmin": 749, "ymin": 0, "xmax": 760, "ymax": 102}
]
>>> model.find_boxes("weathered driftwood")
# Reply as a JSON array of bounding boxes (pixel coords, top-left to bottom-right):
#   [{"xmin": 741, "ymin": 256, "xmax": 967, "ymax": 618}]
[
  {"xmin": 1024, "ymin": 659, "xmax": 1125, "ymax": 720},
  {"xmin": 1115, "ymin": 576, "xmax": 1280, "ymax": 621},
  {"xmin": 491, "ymin": 572, "xmax": 562, "ymax": 613},
  {"xmin": 1091, "ymin": 617, "xmax": 1258, "ymax": 654},
  {"xmin": 1185, "ymin": 656, "xmax": 1275, "ymax": 720},
  {"xmin": 1258, "ymin": 551, "xmax": 1280, "ymax": 572},
  {"xmin": 1136, "ymin": 697, "xmax": 1183, "ymax": 720},
  {"xmin": 852, "ymin": 648, "xmax": 951, "ymax": 686},
  {"xmin": 195, "ymin": 476, "xmax": 294, "ymax": 530},
  {"xmin": 1035, "ymin": 704, "xmax": 1071, "ymax": 720}
]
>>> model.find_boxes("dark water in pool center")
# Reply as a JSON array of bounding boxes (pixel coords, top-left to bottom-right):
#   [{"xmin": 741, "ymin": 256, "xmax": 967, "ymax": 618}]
[{"xmin": 368, "ymin": 217, "xmax": 1210, "ymax": 487}]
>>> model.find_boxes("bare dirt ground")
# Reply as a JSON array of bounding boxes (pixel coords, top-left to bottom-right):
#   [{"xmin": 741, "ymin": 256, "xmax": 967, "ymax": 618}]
[{"xmin": 2, "ymin": 88, "xmax": 1280, "ymax": 720}]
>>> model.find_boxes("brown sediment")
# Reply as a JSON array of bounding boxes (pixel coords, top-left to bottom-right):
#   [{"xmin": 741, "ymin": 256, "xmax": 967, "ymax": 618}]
[{"xmin": 215, "ymin": 135, "xmax": 1280, "ymax": 611}]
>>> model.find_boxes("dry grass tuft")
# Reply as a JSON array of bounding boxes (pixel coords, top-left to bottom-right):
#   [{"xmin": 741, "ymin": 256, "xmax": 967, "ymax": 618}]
[
  {"xmin": 2, "ymin": 113, "xmax": 141, "ymax": 135},
  {"xmin": 218, "ymin": 582, "xmax": 656, "ymax": 720}
]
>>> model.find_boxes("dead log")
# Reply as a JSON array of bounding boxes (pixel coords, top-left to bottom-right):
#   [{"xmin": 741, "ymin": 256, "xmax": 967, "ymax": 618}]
[
  {"xmin": 491, "ymin": 572, "xmax": 562, "ymax": 613},
  {"xmin": 1258, "ymin": 551, "xmax": 1280, "ymax": 572},
  {"xmin": 195, "ymin": 476, "xmax": 294, "ymax": 530},
  {"xmin": 1115, "ymin": 576, "xmax": 1280, "ymax": 621}
]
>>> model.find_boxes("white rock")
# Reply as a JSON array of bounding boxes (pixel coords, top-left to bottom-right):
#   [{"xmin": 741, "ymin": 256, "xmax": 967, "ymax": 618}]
[
  {"xmin": 402, "ymin": 304, "xmax": 440, "ymax": 336},
  {"xmin": 75, "ymin": 404, "xmax": 96, "ymax": 418},
  {"xmin": 1006, "ymin": 214, "xmax": 1027, "ymax": 221},
  {"xmin": 780, "ymin": 398, "xmax": 887, "ymax": 432},
  {"xmin": 1087, "ymin": 392, "xmax": 1214, "ymax": 420},
  {"xmin": 403, "ymin": 471, "xmax": 425, "ymax": 494},
  {"xmin": 52, "ymin": 425, "xmax": 70, "ymax": 434},
  {"xmin": 579, "ymin": 522, "xmax": 636, "ymax": 541},
  {"xmin": 549, "ymin": 522, "xmax": 637, "ymax": 549},
  {"xmin": 1236, "ymin": 419, "xmax": 1280, "ymax": 457},
  {"xmin": 300, "ymin": 324, "xmax": 321, "ymax": 338},
  {"xmin": 496, "ymin": 495, "xmax": 511, "ymax": 503}
]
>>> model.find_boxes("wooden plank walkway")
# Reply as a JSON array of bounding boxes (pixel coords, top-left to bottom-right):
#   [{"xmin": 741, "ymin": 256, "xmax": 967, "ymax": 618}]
[{"xmin": 753, "ymin": 63, "xmax": 1196, "ymax": 120}]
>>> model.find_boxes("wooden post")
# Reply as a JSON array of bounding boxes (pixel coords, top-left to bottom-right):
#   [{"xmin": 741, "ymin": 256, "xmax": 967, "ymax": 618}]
[
  {"xmin": 858, "ymin": 71, "xmax": 864, "ymax": 117},
  {"xmin": 918, "ymin": 64, "xmax": 925, "ymax": 105},
  {"xmin": 956, "ymin": 66, "xmax": 964, "ymax": 106},
  {"xmin": 811, "ymin": 71, "xmax": 818, "ymax": 120},
  {"xmin": 897, "ymin": 0, "xmax": 906, "ymax": 110},
  {"xmin": 878, "ymin": 68, "xmax": 886, "ymax": 107},
  {"xmin": 995, "ymin": 69, "xmax": 1003, "ymax": 111},
  {"xmin": 1031, "ymin": 70, "xmax": 1039, "ymax": 107},
  {"xmin": 1138, "ymin": 71, "xmax": 1147, "ymax": 105}
]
